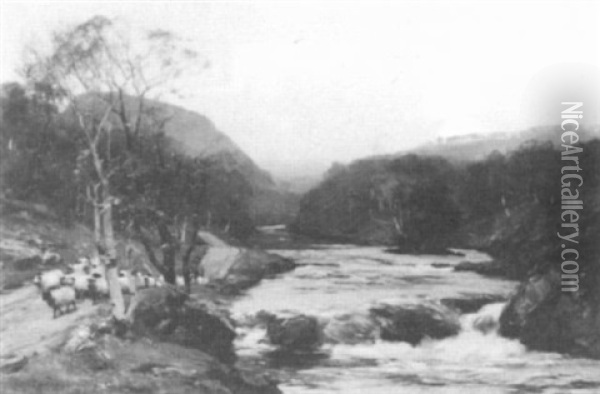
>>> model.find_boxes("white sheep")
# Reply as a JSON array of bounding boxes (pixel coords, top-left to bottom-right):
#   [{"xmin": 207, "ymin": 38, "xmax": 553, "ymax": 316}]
[
  {"xmin": 88, "ymin": 274, "xmax": 109, "ymax": 303},
  {"xmin": 60, "ymin": 275, "xmax": 75, "ymax": 286},
  {"xmin": 89, "ymin": 265, "xmax": 105, "ymax": 278},
  {"xmin": 70, "ymin": 257, "xmax": 91, "ymax": 275},
  {"xmin": 146, "ymin": 275, "xmax": 159, "ymax": 287},
  {"xmin": 36, "ymin": 269, "xmax": 64, "ymax": 301},
  {"xmin": 89, "ymin": 256, "xmax": 101, "ymax": 269},
  {"xmin": 33, "ymin": 273, "xmax": 41, "ymax": 287},
  {"xmin": 62, "ymin": 273, "xmax": 92, "ymax": 300},
  {"xmin": 47, "ymin": 286, "xmax": 77, "ymax": 318}
]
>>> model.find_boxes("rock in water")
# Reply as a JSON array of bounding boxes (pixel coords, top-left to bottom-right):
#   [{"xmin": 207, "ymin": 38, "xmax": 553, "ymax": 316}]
[
  {"xmin": 500, "ymin": 270, "xmax": 600, "ymax": 359},
  {"xmin": 199, "ymin": 239, "xmax": 295, "ymax": 292},
  {"xmin": 370, "ymin": 302, "xmax": 460, "ymax": 345},
  {"xmin": 225, "ymin": 249, "xmax": 295, "ymax": 289},
  {"xmin": 266, "ymin": 314, "xmax": 322, "ymax": 351},
  {"xmin": 323, "ymin": 313, "xmax": 379, "ymax": 344}
]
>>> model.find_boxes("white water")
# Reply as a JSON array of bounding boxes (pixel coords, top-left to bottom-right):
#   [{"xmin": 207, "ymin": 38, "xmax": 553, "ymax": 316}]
[{"xmin": 232, "ymin": 244, "xmax": 600, "ymax": 394}]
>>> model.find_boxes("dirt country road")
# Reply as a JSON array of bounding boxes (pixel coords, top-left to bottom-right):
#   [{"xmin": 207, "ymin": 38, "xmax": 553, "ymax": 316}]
[{"xmin": 0, "ymin": 285, "xmax": 97, "ymax": 357}]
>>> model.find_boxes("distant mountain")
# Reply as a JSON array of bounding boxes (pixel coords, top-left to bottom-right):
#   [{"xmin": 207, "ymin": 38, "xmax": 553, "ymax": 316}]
[
  {"xmin": 74, "ymin": 93, "xmax": 302, "ymax": 226},
  {"xmin": 74, "ymin": 93, "xmax": 275, "ymax": 192},
  {"xmin": 407, "ymin": 126, "xmax": 600, "ymax": 162}
]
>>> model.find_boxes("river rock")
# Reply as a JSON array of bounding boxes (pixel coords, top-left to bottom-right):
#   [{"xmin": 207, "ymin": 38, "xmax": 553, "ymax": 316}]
[
  {"xmin": 473, "ymin": 314, "xmax": 498, "ymax": 334},
  {"xmin": 323, "ymin": 313, "xmax": 379, "ymax": 344},
  {"xmin": 431, "ymin": 262, "xmax": 452, "ymax": 269},
  {"xmin": 370, "ymin": 302, "xmax": 460, "ymax": 345},
  {"xmin": 226, "ymin": 249, "xmax": 296, "ymax": 289},
  {"xmin": 265, "ymin": 314, "xmax": 322, "ymax": 351},
  {"xmin": 201, "ymin": 246, "xmax": 295, "ymax": 292},
  {"xmin": 441, "ymin": 294, "xmax": 506, "ymax": 314},
  {"xmin": 500, "ymin": 270, "xmax": 600, "ymax": 359}
]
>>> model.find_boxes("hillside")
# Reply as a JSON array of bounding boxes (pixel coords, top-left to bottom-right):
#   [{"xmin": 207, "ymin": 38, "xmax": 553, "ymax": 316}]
[
  {"xmin": 292, "ymin": 138, "xmax": 600, "ymax": 279},
  {"xmin": 78, "ymin": 93, "xmax": 301, "ymax": 226},
  {"xmin": 391, "ymin": 126, "xmax": 600, "ymax": 164},
  {"xmin": 1, "ymin": 85, "xmax": 297, "ymax": 232},
  {"xmin": 74, "ymin": 93, "xmax": 275, "ymax": 191}
]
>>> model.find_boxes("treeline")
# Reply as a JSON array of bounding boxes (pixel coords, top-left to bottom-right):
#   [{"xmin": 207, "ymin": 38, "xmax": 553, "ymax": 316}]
[
  {"xmin": 0, "ymin": 83, "xmax": 255, "ymax": 240},
  {"xmin": 292, "ymin": 138, "xmax": 600, "ymax": 289}
]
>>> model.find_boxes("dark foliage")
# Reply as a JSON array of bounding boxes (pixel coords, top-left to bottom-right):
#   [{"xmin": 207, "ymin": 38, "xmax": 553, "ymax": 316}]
[
  {"xmin": 0, "ymin": 83, "xmax": 256, "ymax": 240},
  {"xmin": 293, "ymin": 137, "xmax": 600, "ymax": 293}
]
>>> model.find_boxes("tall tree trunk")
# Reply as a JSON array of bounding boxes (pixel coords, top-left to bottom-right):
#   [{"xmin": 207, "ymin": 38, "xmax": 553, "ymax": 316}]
[
  {"xmin": 156, "ymin": 216, "xmax": 177, "ymax": 285},
  {"xmin": 181, "ymin": 216, "xmax": 199, "ymax": 294},
  {"xmin": 101, "ymin": 191, "xmax": 125, "ymax": 321}
]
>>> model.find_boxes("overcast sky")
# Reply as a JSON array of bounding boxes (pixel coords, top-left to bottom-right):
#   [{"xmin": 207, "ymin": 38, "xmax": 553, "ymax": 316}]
[{"xmin": 1, "ymin": 1, "xmax": 599, "ymax": 178}]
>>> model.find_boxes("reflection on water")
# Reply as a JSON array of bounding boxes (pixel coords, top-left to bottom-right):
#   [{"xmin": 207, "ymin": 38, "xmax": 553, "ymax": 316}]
[{"xmin": 232, "ymin": 244, "xmax": 600, "ymax": 394}]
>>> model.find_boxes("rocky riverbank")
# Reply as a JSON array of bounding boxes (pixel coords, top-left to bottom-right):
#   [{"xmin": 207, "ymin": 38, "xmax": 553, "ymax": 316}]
[
  {"xmin": 499, "ymin": 270, "xmax": 600, "ymax": 360},
  {"xmin": 0, "ymin": 208, "xmax": 296, "ymax": 393}
]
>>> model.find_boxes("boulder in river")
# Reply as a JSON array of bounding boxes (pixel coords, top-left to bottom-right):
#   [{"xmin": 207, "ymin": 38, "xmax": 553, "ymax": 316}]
[
  {"xmin": 225, "ymin": 249, "xmax": 296, "ymax": 289},
  {"xmin": 472, "ymin": 314, "xmax": 498, "ymax": 334},
  {"xmin": 323, "ymin": 313, "xmax": 379, "ymax": 344},
  {"xmin": 370, "ymin": 302, "xmax": 460, "ymax": 345},
  {"xmin": 500, "ymin": 270, "xmax": 600, "ymax": 359},
  {"xmin": 200, "ymin": 244, "xmax": 295, "ymax": 292},
  {"xmin": 264, "ymin": 314, "xmax": 322, "ymax": 352}
]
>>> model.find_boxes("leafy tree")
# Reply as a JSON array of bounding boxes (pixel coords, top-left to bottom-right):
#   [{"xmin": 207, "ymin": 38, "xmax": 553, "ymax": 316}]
[{"xmin": 23, "ymin": 15, "xmax": 200, "ymax": 319}]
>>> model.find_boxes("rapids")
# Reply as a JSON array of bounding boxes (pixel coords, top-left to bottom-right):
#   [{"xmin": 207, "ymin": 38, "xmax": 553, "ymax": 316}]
[{"xmin": 232, "ymin": 231, "xmax": 600, "ymax": 393}]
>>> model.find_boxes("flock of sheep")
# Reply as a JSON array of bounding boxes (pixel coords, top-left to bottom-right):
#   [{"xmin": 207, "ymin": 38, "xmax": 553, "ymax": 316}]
[{"xmin": 33, "ymin": 256, "xmax": 161, "ymax": 318}]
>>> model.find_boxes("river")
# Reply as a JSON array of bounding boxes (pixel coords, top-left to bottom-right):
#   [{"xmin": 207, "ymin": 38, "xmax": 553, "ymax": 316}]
[{"xmin": 232, "ymin": 227, "xmax": 600, "ymax": 394}]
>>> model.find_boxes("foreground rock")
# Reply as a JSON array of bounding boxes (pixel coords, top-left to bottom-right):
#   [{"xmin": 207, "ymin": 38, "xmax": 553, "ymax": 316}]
[
  {"xmin": 370, "ymin": 302, "xmax": 460, "ymax": 345},
  {"xmin": 0, "ymin": 323, "xmax": 281, "ymax": 394},
  {"xmin": 128, "ymin": 287, "xmax": 236, "ymax": 361},
  {"xmin": 500, "ymin": 270, "xmax": 600, "ymax": 359}
]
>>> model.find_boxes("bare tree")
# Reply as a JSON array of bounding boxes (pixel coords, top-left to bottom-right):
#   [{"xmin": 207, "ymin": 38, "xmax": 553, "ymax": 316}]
[{"xmin": 23, "ymin": 15, "xmax": 201, "ymax": 320}]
